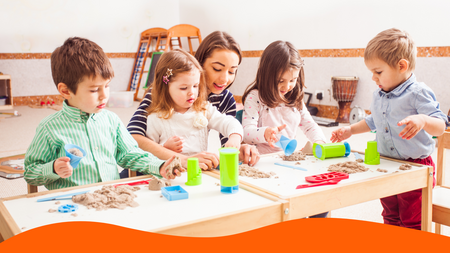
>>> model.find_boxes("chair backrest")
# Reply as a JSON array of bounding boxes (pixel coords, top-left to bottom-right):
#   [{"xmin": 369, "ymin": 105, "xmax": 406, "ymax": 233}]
[
  {"xmin": 436, "ymin": 130, "xmax": 450, "ymax": 186},
  {"xmin": 141, "ymin": 27, "xmax": 168, "ymax": 51},
  {"xmin": 165, "ymin": 24, "xmax": 202, "ymax": 54}
]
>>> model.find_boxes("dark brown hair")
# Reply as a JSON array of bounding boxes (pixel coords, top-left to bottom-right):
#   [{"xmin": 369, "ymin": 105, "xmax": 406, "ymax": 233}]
[
  {"xmin": 242, "ymin": 40, "xmax": 305, "ymax": 110},
  {"xmin": 51, "ymin": 37, "xmax": 114, "ymax": 94},
  {"xmin": 146, "ymin": 49, "xmax": 207, "ymax": 119},
  {"xmin": 195, "ymin": 31, "xmax": 242, "ymax": 88}
]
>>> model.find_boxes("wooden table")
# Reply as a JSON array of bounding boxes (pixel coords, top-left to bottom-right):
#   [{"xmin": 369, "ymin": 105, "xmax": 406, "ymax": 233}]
[
  {"xmin": 0, "ymin": 173, "xmax": 288, "ymax": 241},
  {"xmin": 208, "ymin": 152, "xmax": 433, "ymax": 231}
]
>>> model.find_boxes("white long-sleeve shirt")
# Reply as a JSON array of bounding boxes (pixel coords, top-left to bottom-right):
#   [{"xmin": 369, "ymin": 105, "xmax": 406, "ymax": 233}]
[
  {"xmin": 242, "ymin": 89, "xmax": 326, "ymax": 154},
  {"xmin": 146, "ymin": 102, "xmax": 243, "ymax": 156}
]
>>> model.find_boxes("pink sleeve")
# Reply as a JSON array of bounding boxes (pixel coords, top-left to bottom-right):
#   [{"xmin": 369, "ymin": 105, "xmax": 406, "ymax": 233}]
[
  {"xmin": 242, "ymin": 91, "xmax": 267, "ymax": 144},
  {"xmin": 298, "ymin": 102, "xmax": 327, "ymax": 143}
]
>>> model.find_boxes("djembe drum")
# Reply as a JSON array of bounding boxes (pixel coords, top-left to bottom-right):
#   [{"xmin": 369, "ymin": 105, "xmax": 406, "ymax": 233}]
[{"xmin": 332, "ymin": 76, "xmax": 359, "ymax": 123}]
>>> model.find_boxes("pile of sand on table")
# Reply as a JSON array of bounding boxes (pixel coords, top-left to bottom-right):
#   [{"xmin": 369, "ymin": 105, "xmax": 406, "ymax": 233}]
[
  {"xmin": 281, "ymin": 151, "xmax": 306, "ymax": 161},
  {"xmin": 72, "ymin": 185, "xmax": 140, "ymax": 211}
]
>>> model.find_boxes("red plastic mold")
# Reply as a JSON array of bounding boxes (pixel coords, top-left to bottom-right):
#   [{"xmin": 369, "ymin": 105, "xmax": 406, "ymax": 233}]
[{"xmin": 305, "ymin": 172, "xmax": 349, "ymax": 183}]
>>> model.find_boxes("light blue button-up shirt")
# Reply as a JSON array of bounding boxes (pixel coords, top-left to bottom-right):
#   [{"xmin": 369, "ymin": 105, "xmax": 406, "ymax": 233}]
[{"xmin": 365, "ymin": 73, "xmax": 448, "ymax": 160}]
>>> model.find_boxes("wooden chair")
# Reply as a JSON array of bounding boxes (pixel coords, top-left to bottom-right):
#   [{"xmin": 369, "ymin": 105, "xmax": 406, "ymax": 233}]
[
  {"xmin": 433, "ymin": 130, "xmax": 450, "ymax": 234},
  {"xmin": 165, "ymin": 24, "xmax": 202, "ymax": 55}
]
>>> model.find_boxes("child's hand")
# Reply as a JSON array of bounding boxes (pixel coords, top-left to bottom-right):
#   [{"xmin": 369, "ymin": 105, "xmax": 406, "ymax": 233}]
[
  {"xmin": 224, "ymin": 134, "xmax": 242, "ymax": 150},
  {"xmin": 239, "ymin": 144, "xmax": 260, "ymax": 167},
  {"xmin": 184, "ymin": 152, "xmax": 219, "ymax": 171},
  {"xmin": 330, "ymin": 126, "xmax": 352, "ymax": 143},
  {"xmin": 54, "ymin": 157, "xmax": 73, "ymax": 178},
  {"xmin": 264, "ymin": 124, "xmax": 286, "ymax": 147},
  {"xmin": 159, "ymin": 156, "xmax": 184, "ymax": 180},
  {"xmin": 398, "ymin": 115, "xmax": 426, "ymax": 140},
  {"xmin": 163, "ymin": 136, "xmax": 184, "ymax": 153}
]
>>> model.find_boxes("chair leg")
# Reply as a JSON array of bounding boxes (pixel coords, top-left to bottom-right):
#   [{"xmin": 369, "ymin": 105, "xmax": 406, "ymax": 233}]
[
  {"xmin": 177, "ymin": 37, "xmax": 182, "ymax": 49},
  {"xmin": 128, "ymin": 169, "xmax": 137, "ymax": 178},
  {"xmin": 188, "ymin": 37, "xmax": 193, "ymax": 55},
  {"xmin": 27, "ymin": 184, "xmax": 38, "ymax": 194},
  {"xmin": 435, "ymin": 223, "xmax": 442, "ymax": 234}
]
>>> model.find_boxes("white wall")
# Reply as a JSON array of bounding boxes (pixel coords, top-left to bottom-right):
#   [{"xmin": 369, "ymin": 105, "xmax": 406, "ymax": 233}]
[
  {"xmin": 180, "ymin": 0, "xmax": 450, "ymax": 50},
  {"xmin": 0, "ymin": 0, "xmax": 180, "ymax": 53},
  {"xmin": 1, "ymin": 0, "xmax": 450, "ymax": 114}
]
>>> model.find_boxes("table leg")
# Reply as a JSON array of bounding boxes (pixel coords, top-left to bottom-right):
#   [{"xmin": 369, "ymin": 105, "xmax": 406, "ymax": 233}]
[{"xmin": 421, "ymin": 166, "xmax": 433, "ymax": 232}]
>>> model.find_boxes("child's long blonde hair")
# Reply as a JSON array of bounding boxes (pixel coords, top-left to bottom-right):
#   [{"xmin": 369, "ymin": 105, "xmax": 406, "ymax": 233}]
[{"xmin": 146, "ymin": 49, "xmax": 207, "ymax": 119}]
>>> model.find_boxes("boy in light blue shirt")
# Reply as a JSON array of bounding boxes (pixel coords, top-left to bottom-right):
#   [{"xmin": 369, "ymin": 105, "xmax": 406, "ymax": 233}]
[{"xmin": 331, "ymin": 28, "xmax": 448, "ymax": 230}]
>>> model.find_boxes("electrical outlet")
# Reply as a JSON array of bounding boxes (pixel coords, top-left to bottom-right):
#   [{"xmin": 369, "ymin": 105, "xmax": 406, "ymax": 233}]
[{"xmin": 315, "ymin": 90, "xmax": 324, "ymax": 100}]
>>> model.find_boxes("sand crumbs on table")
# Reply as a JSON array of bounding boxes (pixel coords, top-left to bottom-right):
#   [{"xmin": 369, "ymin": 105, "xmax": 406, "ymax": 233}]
[
  {"xmin": 239, "ymin": 164, "xmax": 276, "ymax": 179},
  {"xmin": 399, "ymin": 164, "xmax": 412, "ymax": 170},
  {"xmin": 328, "ymin": 161, "xmax": 369, "ymax": 174}
]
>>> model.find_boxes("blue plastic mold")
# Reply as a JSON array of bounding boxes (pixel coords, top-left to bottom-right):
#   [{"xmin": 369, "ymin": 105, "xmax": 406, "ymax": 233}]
[
  {"xmin": 58, "ymin": 204, "xmax": 79, "ymax": 213},
  {"xmin": 64, "ymin": 144, "xmax": 86, "ymax": 169},
  {"xmin": 220, "ymin": 185, "xmax": 239, "ymax": 194},
  {"xmin": 161, "ymin": 185, "xmax": 189, "ymax": 201},
  {"xmin": 344, "ymin": 142, "xmax": 351, "ymax": 157}
]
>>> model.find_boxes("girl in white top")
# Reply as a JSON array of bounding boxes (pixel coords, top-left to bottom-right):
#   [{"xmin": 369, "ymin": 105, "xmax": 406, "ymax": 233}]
[
  {"xmin": 146, "ymin": 49, "xmax": 243, "ymax": 157},
  {"xmin": 242, "ymin": 41, "xmax": 326, "ymax": 154}
]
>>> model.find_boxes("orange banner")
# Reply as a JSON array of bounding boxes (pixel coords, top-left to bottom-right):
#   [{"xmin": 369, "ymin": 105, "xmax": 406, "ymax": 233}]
[{"xmin": 1, "ymin": 218, "xmax": 449, "ymax": 252}]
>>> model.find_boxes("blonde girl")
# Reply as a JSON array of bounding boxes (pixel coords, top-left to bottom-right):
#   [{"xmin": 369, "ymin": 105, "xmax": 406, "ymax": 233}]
[{"xmin": 145, "ymin": 49, "xmax": 243, "ymax": 157}]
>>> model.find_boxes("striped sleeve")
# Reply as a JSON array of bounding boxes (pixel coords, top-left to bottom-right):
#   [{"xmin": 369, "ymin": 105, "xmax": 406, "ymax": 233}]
[
  {"xmin": 209, "ymin": 90, "xmax": 237, "ymax": 147},
  {"xmin": 116, "ymin": 115, "xmax": 164, "ymax": 176},
  {"xmin": 127, "ymin": 90, "xmax": 152, "ymax": 136},
  {"xmin": 24, "ymin": 120, "xmax": 61, "ymax": 186},
  {"xmin": 221, "ymin": 90, "xmax": 237, "ymax": 117}
]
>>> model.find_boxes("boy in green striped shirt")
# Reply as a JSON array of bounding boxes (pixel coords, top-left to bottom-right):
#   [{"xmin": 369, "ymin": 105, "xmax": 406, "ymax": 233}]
[{"xmin": 24, "ymin": 37, "xmax": 181, "ymax": 190}]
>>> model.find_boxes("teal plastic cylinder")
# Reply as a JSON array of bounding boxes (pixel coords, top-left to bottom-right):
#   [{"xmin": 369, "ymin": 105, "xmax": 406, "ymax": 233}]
[{"xmin": 219, "ymin": 148, "xmax": 240, "ymax": 187}]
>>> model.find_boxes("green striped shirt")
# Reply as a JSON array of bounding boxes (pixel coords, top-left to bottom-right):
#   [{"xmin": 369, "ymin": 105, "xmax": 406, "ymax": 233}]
[{"xmin": 24, "ymin": 101, "xmax": 164, "ymax": 190}]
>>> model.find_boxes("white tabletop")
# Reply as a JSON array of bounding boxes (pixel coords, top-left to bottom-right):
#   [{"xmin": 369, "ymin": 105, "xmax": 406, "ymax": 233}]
[
  {"xmin": 236, "ymin": 153, "xmax": 423, "ymax": 198},
  {"xmin": 2, "ymin": 173, "xmax": 275, "ymax": 233}
]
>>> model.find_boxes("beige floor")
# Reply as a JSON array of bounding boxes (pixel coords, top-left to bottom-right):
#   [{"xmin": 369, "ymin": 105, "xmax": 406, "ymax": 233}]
[{"xmin": 1, "ymin": 102, "xmax": 448, "ymax": 235}]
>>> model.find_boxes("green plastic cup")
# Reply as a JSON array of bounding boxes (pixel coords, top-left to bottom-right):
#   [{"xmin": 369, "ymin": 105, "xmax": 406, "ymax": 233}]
[
  {"xmin": 219, "ymin": 147, "xmax": 240, "ymax": 194},
  {"xmin": 185, "ymin": 158, "xmax": 202, "ymax": 186},
  {"xmin": 364, "ymin": 141, "xmax": 380, "ymax": 165},
  {"xmin": 313, "ymin": 142, "xmax": 351, "ymax": 160}
]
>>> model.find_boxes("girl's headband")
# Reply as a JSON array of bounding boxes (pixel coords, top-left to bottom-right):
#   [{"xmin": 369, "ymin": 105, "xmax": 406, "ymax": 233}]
[{"xmin": 163, "ymin": 68, "xmax": 173, "ymax": 84}]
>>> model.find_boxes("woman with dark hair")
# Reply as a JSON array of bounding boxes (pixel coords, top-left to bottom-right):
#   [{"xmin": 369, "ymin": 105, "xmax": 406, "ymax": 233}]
[{"xmin": 125, "ymin": 31, "xmax": 259, "ymax": 172}]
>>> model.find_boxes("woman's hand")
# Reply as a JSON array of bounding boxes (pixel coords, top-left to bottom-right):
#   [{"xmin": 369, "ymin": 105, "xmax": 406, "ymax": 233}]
[{"xmin": 180, "ymin": 152, "xmax": 220, "ymax": 171}]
